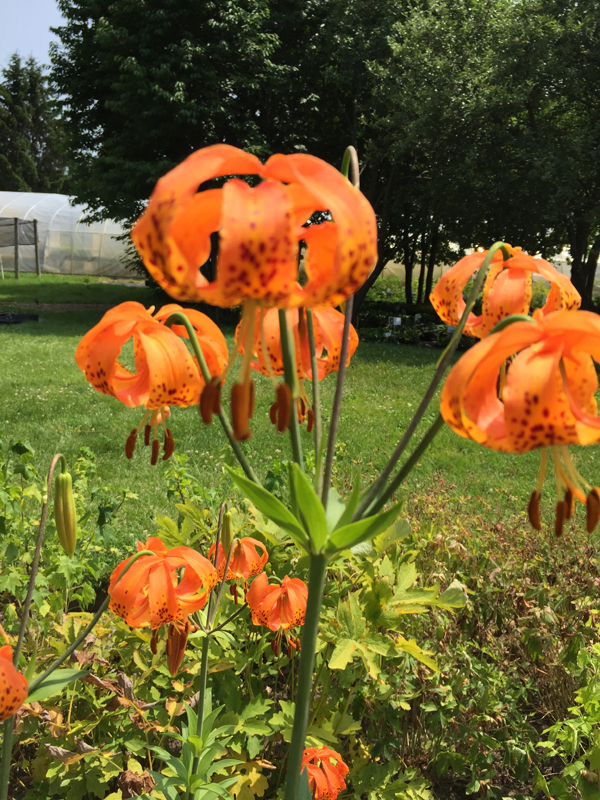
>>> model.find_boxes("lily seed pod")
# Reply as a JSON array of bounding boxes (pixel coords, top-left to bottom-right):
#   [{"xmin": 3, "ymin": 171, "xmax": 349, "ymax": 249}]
[
  {"xmin": 221, "ymin": 509, "xmax": 234, "ymax": 557},
  {"xmin": 54, "ymin": 471, "xmax": 77, "ymax": 557}
]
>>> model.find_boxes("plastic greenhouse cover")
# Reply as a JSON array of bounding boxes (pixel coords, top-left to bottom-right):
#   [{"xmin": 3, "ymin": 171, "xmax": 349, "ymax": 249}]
[{"xmin": 0, "ymin": 192, "xmax": 134, "ymax": 277}]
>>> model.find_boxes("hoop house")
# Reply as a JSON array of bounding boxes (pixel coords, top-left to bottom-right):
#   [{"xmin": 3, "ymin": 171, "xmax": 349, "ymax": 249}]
[{"xmin": 0, "ymin": 192, "xmax": 132, "ymax": 277}]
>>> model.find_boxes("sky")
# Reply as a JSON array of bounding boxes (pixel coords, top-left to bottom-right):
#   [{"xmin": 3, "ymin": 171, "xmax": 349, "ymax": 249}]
[{"xmin": 0, "ymin": 0, "xmax": 64, "ymax": 71}]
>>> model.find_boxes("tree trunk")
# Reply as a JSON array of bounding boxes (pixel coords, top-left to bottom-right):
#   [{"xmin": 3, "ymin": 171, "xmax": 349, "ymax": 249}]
[
  {"xmin": 425, "ymin": 225, "xmax": 440, "ymax": 301},
  {"xmin": 416, "ymin": 230, "xmax": 428, "ymax": 306},
  {"xmin": 567, "ymin": 219, "xmax": 593, "ymax": 308},
  {"xmin": 584, "ymin": 234, "xmax": 600, "ymax": 301},
  {"xmin": 404, "ymin": 232, "xmax": 417, "ymax": 309}
]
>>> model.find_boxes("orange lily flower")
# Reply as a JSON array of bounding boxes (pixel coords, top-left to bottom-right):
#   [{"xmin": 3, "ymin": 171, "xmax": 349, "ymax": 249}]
[
  {"xmin": 441, "ymin": 309, "xmax": 600, "ymax": 532},
  {"xmin": 131, "ymin": 144, "xmax": 377, "ymax": 310},
  {"xmin": 246, "ymin": 572, "xmax": 308, "ymax": 655},
  {"xmin": 235, "ymin": 306, "xmax": 359, "ymax": 433},
  {"xmin": 131, "ymin": 144, "xmax": 376, "ymax": 440},
  {"xmin": 431, "ymin": 245, "xmax": 580, "ymax": 338},
  {"xmin": 109, "ymin": 537, "xmax": 217, "ymax": 629},
  {"xmin": 75, "ymin": 302, "xmax": 227, "ymax": 462},
  {"xmin": 301, "ymin": 747, "xmax": 349, "ymax": 800},
  {"xmin": 0, "ymin": 645, "xmax": 28, "ymax": 721},
  {"xmin": 208, "ymin": 536, "xmax": 268, "ymax": 581}
]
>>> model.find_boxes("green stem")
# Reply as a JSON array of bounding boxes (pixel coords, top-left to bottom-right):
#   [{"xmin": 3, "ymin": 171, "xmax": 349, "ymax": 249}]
[
  {"xmin": 321, "ymin": 296, "xmax": 354, "ymax": 509},
  {"xmin": 284, "ymin": 553, "xmax": 328, "ymax": 800},
  {"xmin": 190, "ymin": 636, "xmax": 210, "ymax": 786},
  {"xmin": 0, "ymin": 720, "xmax": 13, "ymax": 800},
  {"xmin": 366, "ymin": 413, "xmax": 445, "ymax": 516},
  {"xmin": 354, "ymin": 241, "xmax": 509, "ymax": 521},
  {"xmin": 278, "ymin": 309, "xmax": 304, "ymax": 470},
  {"xmin": 340, "ymin": 146, "xmax": 360, "ymax": 188},
  {"xmin": 305, "ymin": 310, "xmax": 323, "ymax": 493},
  {"xmin": 13, "ymin": 453, "xmax": 63, "ymax": 666},
  {"xmin": 164, "ymin": 312, "xmax": 260, "ymax": 485}
]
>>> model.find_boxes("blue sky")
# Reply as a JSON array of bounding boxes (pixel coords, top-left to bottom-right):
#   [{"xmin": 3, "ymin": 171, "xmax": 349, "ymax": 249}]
[{"xmin": 0, "ymin": 0, "xmax": 64, "ymax": 70}]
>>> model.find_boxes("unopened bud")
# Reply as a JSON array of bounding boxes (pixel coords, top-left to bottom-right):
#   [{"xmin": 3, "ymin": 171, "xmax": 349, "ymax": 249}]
[
  {"xmin": 54, "ymin": 471, "xmax": 77, "ymax": 557},
  {"xmin": 221, "ymin": 510, "xmax": 234, "ymax": 556}
]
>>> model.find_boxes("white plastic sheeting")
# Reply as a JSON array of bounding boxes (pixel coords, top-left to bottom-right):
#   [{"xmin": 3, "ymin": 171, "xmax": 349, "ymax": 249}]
[{"xmin": 0, "ymin": 192, "xmax": 133, "ymax": 276}]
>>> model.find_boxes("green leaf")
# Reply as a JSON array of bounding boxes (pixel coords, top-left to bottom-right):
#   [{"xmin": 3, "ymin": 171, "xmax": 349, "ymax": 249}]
[
  {"xmin": 326, "ymin": 504, "xmax": 401, "ymax": 553},
  {"xmin": 325, "ymin": 487, "xmax": 346, "ymax": 532},
  {"xmin": 395, "ymin": 637, "xmax": 438, "ymax": 672},
  {"xmin": 225, "ymin": 466, "xmax": 310, "ymax": 551},
  {"xmin": 333, "ymin": 476, "xmax": 362, "ymax": 531},
  {"xmin": 329, "ymin": 638, "xmax": 357, "ymax": 671},
  {"xmin": 27, "ymin": 668, "xmax": 88, "ymax": 703},
  {"xmin": 373, "ymin": 517, "xmax": 410, "ymax": 554},
  {"xmin": 291, "ymin": 464, "xmax": 328, "ymax": 550}
]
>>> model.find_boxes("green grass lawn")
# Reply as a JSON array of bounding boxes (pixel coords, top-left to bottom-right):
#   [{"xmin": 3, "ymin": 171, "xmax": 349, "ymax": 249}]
[
  {"xmin": 0, "ymin": 272, "xmax": 156, "ymax": 306},
  {"xmin": 3, "ymin": 302, "xmax": 597, "ymax": 552}
]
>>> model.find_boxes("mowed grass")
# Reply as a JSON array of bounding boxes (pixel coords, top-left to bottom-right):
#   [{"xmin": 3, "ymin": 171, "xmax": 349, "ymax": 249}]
[
  {"xmin": 3, "ymin": 302, "xmax": 600, "ymax": 551},
  {"xmin": 0, "ymin": 272, "xmax": 155, "ymax": 306}
]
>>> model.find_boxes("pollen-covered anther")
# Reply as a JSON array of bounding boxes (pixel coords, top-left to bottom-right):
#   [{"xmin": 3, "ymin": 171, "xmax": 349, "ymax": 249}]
[
  {"xmin": 587, "ymin": 488, "xmax": 600, "ymax": 533},
  {"xmin": 162, "ymin": 429, "xmax": 175, "ymax": 461},
  {"xmin": 271, "ymin": 383, "xmax": 292, "ymax": 433},
  {"xmin": 151, "ymin": 439, "xmax": 160, "ymax": 466},
  {"xmin": 125, "ymin": 429, "xmax": 138, "ymax": 460},
  {"xmin": 200, "ymin": 377, "xmax": 222, "ymax": 425},
  {"xmin": 231, "ymin": 380, "xmax": 255, "ymax": 441},
  {"xmin": 307, "ymin": 408, "xmax": 315, "ymax": 433},
  {"xmin": 528, "ymin": 490, "xmax": 542, "ymax": 531},
  {"xmin": 144, "ymin": 424, "xmax": 152, "ymax": 446},
  {"xmin": 555, "ymin": 500, "xmax": 568, "ymax": 538},
  {"xmin": 564, "ymin": 487, "xmax": 575, "ymax": 520}
]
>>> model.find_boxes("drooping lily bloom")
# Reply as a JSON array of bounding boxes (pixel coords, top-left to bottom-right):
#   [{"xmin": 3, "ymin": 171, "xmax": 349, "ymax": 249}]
[
  {"xmin": 131, "ymin": 144, "xmax": 377, "ymax": 310},
  {"xmin": 430, "ymin": 245, "xmax": 580, "ymax": 339},
  {"xmin": 208, "ymin": 536, "xmax": 268, "ymax": 582},
  {"xmin": 246, "ymin": 572, "xmax": 308, "ymax": 655},
  {"xmin": 235, "ymin": 306, "xmax": 359, "ymax": 432},
  {"xmin": 0, "ymin": 645, "xmax": 28, "ymax": 721},
  {"xmin": 301, "ymin": 747, "xmax": 349, "ymax": 800},
  {"xmin": 109, "ymin": 537, "xmax": 217, "ymax": 629},
  {"xmin": 441, "ymin": 309, "xmax": 600, "ymax": 532},
  {"xmin": 75, "ymin": 302, "xmax": 227, "ymax": 461},
  {"xmin": 131, "ymin": 144, "xmax": 376, "ymax": 440}
]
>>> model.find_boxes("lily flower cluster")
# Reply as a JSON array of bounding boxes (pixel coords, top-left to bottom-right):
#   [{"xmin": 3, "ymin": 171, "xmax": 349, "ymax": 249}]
[
  {"xmin": 75, "ymin": 144, "xmax": 373, "ymax": 448},
  {"xmin": 432, "ymin": 245, "xmax": 600, "ymax": 533},
  {"xmin": 108, "ymin": 532, "xmax": 308, "ymax": 675}
]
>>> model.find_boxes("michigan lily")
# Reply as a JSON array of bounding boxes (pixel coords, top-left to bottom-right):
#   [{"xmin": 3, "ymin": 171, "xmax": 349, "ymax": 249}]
[
  {"xmin": 246, "ymin": 572, "xmax": 308, "ymax": 655},
  {"xmin": 300, "ymin": 747, "xmax": 349, "ymax": 800},
  {"xmin": 441, "ymin": 309, "xmax": 600, "ymax": 533},
  {"xmin": 131, "ymin": 144, "xmax": 376, "ymax": 439},
  {"xmin": 75, "ymin": 302, "xmax": 227, "ymax": 461},
  {"xmin": 0, "ymin": 646, "xmax": 28, "ymax": 721},
  {"xmin": 431, "ymin": 245, "xmax": 580, "ymax": 339}
]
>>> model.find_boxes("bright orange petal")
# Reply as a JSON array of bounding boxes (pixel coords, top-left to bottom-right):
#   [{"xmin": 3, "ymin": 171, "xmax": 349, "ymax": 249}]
[
  {"xmin": 148, "ymin": 560, "xmax": 182, "ymax": 629},
  {"xmin": 0, "ymin": 647, "xmax": 28, "ymax": 722}
]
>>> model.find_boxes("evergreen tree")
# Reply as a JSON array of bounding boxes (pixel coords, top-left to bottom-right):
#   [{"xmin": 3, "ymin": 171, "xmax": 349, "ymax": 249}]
[{"xmin": 0, "ymin": 54, "xmax": 68, "ymax": 193}]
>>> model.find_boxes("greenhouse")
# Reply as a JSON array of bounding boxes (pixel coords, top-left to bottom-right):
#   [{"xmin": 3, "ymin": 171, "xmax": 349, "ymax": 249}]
[{"xmin": 0, "ymin": 192, "xmax": 132, "ymax": 277}]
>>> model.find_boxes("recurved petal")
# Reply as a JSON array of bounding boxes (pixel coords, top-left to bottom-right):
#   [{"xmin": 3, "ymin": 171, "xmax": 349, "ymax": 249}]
[
  {"xmin": 123, "ymin": 325, "xmax": 203, "ymax": 409},
  {"xmin": 430, "ymin": 252, "xmax": 492, "ymax": 330},
  {"xmin": 263, "ymin": 153, "xmax": 378, "ymax": 306},
  {"xmin": 148, "ymin": 560, "xmax": 182, "ymax": 629},
  {"xmin": 0, "ymin": 647, "xmax": 28, "ymax": 722},
  {"xmin": 131, "ymin": 145, "xmax": 263, "ymax": 302},
  {"xmin": 470, "ymin": 267, "xmax": 531, "ymax": 339},
  {"xmin": 312, "ymin": 307, "xmax": 358, "ymax": 380}
]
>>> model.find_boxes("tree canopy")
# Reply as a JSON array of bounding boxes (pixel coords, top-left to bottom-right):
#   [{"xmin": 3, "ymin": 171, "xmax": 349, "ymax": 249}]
[
  {"xmin": 51, "ymin": 0, "xmax": 600, "ymax": 306},
  {"xmin": 0, "ymin": 54, "xmax": 68, "ymax": 194}
]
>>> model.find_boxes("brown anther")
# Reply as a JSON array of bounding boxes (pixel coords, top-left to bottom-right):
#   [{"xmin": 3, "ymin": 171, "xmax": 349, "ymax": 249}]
[
  {"xmin": 307, "ymin": 408, "xmax": 315, "ymax": 433},
  {"xmin": 150, "ymin": 629, "xmax": 160, "ymax": 656},
  {"xmin": 151, "ymin": 439, "xmax": 160, "ymax": 466},
  {"xmin": 144, "ymin": 424, "xmax": 152, "ymax": 446},
  {"xmin": 231, "ymin": 382, "xmax": 252, "ymax": 441},
  {"xmin": 269, "ymin": 400, "xmax": 279, "ymax": 425},
  {"xmin": 248, "ymin": 379, "xmax": 255, "ymax": 420},
  {"xmin": 288, "ymin": 639, "xmax": 293, "ymax": 659},
  {"xmin": 231, "ymin": 583, "xmax": 239, "ymax": 604},
  {"xmin": 275, "ymin": 383, "xmax": 292, "ymax": 433},
  {"xmin": 271, "ymin": 637, "xmax": 280, "ymax": 657},
  {"xmin": 125, "ymin": 429, "xmax": 138, "ymax": 460},
  {"xmin": 564, "ymin": 487, "xmax": 575, "ymax": 520},
  {"xmin": 200, "ymin": 377, "xmax": 222, "ymax": 425},
  {"xmin": 555, "ymin": 500, "xmax": 568, "ymax": 537},
  {"xmin": 162, "ymin": 429, "xmax": 175, "ymax": 461},
  {"xmin": 527, "ymin": 490, "xmax": 542, "ymax": 531},
  {"xmin": 587, "ymin": 488, "xmax": 600, "ymax": 533}
]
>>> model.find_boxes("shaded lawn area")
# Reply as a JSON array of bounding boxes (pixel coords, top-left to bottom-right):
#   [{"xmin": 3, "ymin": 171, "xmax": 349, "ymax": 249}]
[
  {"xmin": 0, "ymin": 272, "xmax": 155, "ymax": 306},
  {"xmin": 2, "ymin": 307, "xmax": 595, "ymax": 549}
]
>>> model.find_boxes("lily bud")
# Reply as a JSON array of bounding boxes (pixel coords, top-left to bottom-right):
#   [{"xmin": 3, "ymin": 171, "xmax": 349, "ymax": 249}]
[
  {"xmin": 54, "ymin": 471, "xmax": 77, "ymax": 557},
  {"xmin": 221, "ymin": 510, "xmax": 234, "ymax": 557}
]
